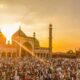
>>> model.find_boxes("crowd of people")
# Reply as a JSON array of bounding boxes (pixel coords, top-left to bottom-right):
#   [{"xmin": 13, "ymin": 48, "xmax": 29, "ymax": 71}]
[{"xmin": 0, "ymin": 56, "xmax": 79, "ymax": 80}]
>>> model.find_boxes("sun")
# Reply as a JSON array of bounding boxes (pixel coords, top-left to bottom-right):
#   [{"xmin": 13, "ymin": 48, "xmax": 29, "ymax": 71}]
[
  {"xmin": 1, "ymin": 23, "xmax": 20, "ymax": 44},
  {"xmin": 2, "ymin": 27, "xmax": 14, "ymax": 44}
]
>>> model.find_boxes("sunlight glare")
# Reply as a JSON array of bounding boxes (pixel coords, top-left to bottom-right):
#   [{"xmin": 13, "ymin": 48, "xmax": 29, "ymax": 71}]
[{"xmin": 1, "ymin": 23, "xmax": 21, "ymax": 43}]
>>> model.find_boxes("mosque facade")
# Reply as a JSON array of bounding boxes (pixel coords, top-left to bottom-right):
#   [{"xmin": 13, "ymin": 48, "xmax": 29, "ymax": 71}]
[{"xmin": 0, "ymin": 24, "xmax": 53, "ymax": 58}]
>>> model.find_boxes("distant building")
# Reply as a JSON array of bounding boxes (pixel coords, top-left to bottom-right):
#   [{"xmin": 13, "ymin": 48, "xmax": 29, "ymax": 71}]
[
  {"xmin": 0, "ymin": 24, "xmax": 53, "ymax": 58},
  {"xmin": 75, "ymin": 48, "xmax": 80, "ymax": 57}
]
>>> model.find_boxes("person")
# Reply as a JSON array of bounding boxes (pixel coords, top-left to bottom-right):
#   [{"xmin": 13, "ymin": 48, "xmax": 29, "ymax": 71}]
[{"xmin": 14, "ymin": 75, "xmax": 20, "ymax": 80}]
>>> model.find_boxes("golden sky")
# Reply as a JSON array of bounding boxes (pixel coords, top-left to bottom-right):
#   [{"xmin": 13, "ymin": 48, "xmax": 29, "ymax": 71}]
[{"xmin": 0, "ymin": 0, "xmax": 80, "ymax": 52}]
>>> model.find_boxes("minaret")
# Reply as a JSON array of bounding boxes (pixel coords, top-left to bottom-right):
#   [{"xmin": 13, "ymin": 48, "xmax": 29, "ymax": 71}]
[
  {"xmin": 33, "ymin": 32, "xmax": 36, "ymax": 53},
  {"xmin": 49, "ymin": 24, "xmax": 52, "ymax": 54},
  {"xmin": 19, "ymin": 26, "xmax": 21, "ymax": 57}
]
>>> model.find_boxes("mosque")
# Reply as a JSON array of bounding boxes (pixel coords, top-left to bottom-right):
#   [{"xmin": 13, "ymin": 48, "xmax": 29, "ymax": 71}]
[{"xmin": 0, "ymin": 24, "xmax": 53, "ymax": 58}]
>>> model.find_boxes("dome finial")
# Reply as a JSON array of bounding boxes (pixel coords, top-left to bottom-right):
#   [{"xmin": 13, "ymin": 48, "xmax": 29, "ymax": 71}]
[
  {"xmin": 0, "ymin": 28, "xmax": 1, "ymax": 32},
  {"xmin": 19, "ymin": 26, "xmax": 21, "ymax": 31}
]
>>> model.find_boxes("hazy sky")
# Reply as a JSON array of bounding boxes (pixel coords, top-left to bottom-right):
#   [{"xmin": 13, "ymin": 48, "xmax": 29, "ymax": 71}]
[{"xmin": 0, "ymin": 0, "xmax": 80, "ymax": 52}]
